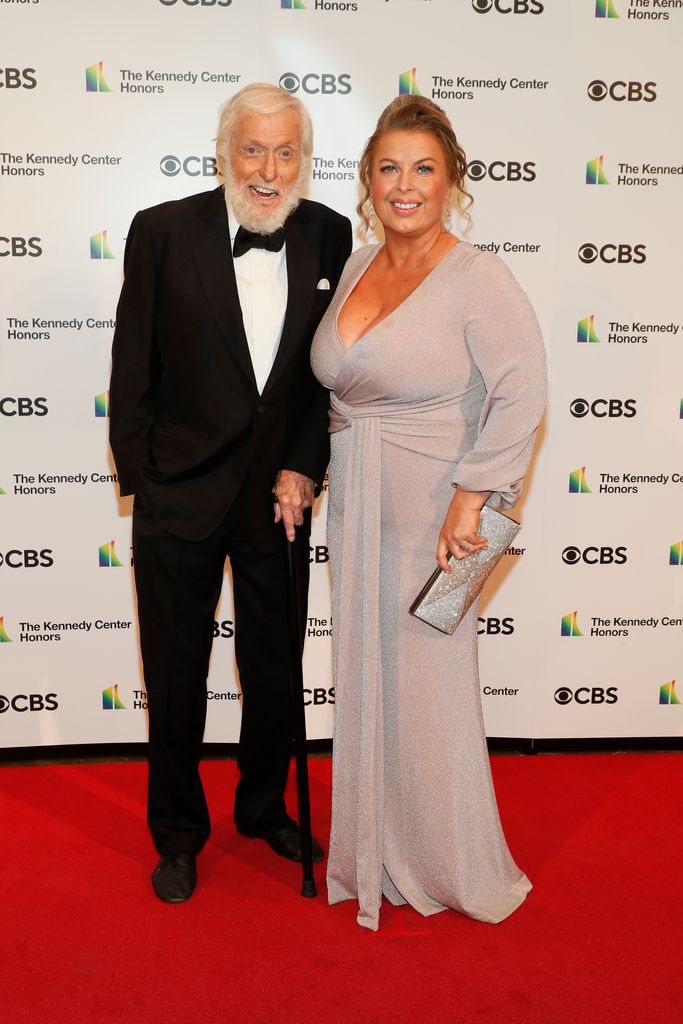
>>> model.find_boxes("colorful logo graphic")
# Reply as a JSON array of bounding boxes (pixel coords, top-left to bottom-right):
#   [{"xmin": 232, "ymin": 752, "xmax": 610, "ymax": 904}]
[
  {"xmin": 569, "ymin": 467, "xmax": 591, "ymax": 494},
  {"xmin": 659, "ymin": 680, "xmax": 680, "ymax": 706},
  {"xmin": 586, "ymin": 155, "xmax": 609, "ymax": 185},
  {"xmin": 595, "ymin": 0, "xmax": 619, "ymax": 17},
  {"xmin": 577, "ymin": 314, "xmax": 601, "ymax": 344},
  {"xmin": 85, "ymin": 61, "xmax": 111, "ymax": 93},
  {"xmin": 0, "ymin": 617, "xmax": 12, "ymax": 643},
  {"xmin": 679, "ymin": 398, "xmax": 683, "ymax": 419},
  {"xmin": 399, "ymin": 68, "xmax": 421, "ymax": 96},
  {"xmin": 669, "ymin": 541, "xmax": 683, "ymax": 566},
  {"xmin": 102, "ymin": 684, "xmax": 125, "ymax": 710},
  {"xmin": 561, "ymin": 611, "xmax": 583, "ymax": 637},
  {"xmin": 94, "ymin": 390, "xmax": 110, "ymax": 418},
  {"xmin": 99, "ymin": 540, "xmax": 123, "ymax": 568},
  {"xmin": 90, "ymin": 230, "xmax": 115, "ymax": 260},
  {"xmin": 0, "ymin": 485, "xmax": 6, "ymax": 495},
  {"xmin": 281, "ymin": 0, "xmax": 306, "ymax": 7}
]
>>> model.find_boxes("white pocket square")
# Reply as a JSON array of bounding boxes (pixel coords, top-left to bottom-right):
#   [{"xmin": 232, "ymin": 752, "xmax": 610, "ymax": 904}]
[{"xmin": 316, "ymin": 278, "xmax": 331, "ymax": 291}]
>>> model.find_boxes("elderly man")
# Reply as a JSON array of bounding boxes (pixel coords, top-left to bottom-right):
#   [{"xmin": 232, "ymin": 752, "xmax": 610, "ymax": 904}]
[{"xmin": 109, "ymin": 83, "xmax": 352, "ymax": 902}]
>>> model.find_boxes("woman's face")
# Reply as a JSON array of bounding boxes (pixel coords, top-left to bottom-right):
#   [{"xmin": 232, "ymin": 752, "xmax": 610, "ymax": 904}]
[{"xmin": 369, "ymin": 130, "xmax": 452, "ymax": 238}]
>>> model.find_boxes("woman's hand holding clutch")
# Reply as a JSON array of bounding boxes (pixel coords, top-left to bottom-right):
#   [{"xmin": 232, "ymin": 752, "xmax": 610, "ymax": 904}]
[{"xmin": 436, "ymin": 488, "xmax": 492, "ymax": 571}]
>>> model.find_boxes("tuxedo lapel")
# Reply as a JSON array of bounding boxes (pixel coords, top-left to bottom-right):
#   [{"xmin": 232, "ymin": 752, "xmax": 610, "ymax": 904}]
[
  {"xmin": 261, "ymin": 210, "xmax": 318, "ymax": 397},
  {"xmin": 184, "ymin": 188, "xmax": 258, "ymax": 393}
]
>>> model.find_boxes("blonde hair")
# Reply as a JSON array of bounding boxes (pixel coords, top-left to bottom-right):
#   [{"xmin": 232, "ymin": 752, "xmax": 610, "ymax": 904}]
[
  {"xmin": 357, "ymin": 95, "xmax": 473, "ymax": 231},
  {"xmin": 215, "ymin": 82, "xmax": 313, "ymax": 175}
]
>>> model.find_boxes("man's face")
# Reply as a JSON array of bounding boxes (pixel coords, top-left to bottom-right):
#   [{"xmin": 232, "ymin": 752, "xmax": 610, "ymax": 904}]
[{"xmin": 226, "ymin": 109, "xmax": 303, "ymax": 234}]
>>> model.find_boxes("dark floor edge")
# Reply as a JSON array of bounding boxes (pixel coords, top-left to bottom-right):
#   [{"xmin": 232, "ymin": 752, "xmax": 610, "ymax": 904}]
[{"xmin": 0, "ymin": 736, "xmax": 681, "ymax": 767}]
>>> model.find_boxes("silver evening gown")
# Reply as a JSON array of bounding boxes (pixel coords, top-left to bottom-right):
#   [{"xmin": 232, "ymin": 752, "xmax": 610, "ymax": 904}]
[{"xmin": 310, "ymin": 241, "xmax": 547, "ymax": 931}]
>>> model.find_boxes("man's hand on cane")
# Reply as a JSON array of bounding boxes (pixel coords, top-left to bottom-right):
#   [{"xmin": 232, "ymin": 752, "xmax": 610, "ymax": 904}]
[{"xmin": 273, "ymin": 469, "xmax": 316, "ymax": 542}]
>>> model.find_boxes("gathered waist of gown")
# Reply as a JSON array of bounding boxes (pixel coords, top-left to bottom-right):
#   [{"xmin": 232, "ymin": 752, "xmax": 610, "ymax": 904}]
[{"xmin": 329, "ymin": 390, "xmax": 480, "ymax": 463}]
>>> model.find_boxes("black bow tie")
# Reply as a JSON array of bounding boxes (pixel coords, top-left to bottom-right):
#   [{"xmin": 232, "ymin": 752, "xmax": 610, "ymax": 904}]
[{"xmin": 233, "ymin": 226, "xmax": 285, "ymax": 259}]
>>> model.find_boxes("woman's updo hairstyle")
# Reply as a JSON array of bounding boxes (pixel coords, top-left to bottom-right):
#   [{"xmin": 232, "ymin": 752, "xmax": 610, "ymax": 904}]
[{"xmin": 356, "ymin": 94, "xmax": 473, "ymax": 231}]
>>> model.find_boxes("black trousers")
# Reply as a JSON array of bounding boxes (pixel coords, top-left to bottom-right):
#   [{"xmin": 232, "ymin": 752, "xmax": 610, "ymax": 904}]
[{"xmin": 132, "ymin": 479, "xmax": 311, "ymax": 856}]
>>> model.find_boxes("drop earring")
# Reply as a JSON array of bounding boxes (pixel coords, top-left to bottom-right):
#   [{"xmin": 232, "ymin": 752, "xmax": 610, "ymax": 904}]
[
  {"xmin": 444, "ymin": 194, "xmax": 452, "ymax": 232},
  {"xmin": 368, "ymin": 199, "xmax": 377, "ymax": 232}
]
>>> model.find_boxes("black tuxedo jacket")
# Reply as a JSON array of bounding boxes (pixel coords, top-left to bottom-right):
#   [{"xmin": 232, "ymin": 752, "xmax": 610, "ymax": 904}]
[{"xmin": 109, "ymin": 187, "xmax": 351, "ymax": 550}]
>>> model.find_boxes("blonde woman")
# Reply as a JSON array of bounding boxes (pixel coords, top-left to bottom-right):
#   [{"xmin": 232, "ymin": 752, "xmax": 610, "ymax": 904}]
[{"xmin": 311, "ymin": 96, "xmax": 546, "ymax": 931}]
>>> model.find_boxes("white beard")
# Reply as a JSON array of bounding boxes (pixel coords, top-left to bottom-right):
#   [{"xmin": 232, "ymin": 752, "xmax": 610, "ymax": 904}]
[{"xmin": 223, "ymin": 165, "xmax": 304, "ymax": 236}]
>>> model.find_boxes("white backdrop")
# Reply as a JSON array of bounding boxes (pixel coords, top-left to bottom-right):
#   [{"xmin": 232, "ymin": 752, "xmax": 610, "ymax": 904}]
[{"xmin": 2, "ymin": 0, "xmax": 682, "ymax": 747}]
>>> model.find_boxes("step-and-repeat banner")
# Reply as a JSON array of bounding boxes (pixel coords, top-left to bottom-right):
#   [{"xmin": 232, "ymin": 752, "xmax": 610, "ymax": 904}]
[{"xmin": 2, "ymin": 0, "xmax": 682, "ymax": 746}]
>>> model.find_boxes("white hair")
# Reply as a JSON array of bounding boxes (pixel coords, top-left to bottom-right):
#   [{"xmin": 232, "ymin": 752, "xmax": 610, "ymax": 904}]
[{"xmin": 215, "ymin": 82, "xmax": 313, "ymax": 176}]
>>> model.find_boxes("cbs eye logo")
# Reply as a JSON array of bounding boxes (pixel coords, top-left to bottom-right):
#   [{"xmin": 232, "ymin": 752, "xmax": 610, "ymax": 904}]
[
  {"xmin": 280, "ymin": 73, "xmax": 300, "ymax": 93},
  {"xmin": 160, "ymin": 156, "xmax": 182, "ymax": 176},
  {"xmin": 468, "ymin": 161, "xmax": 487, "ymax": 181},
  {"xmin": 570, "ymin": 399, "xmax": 590, "ymax": 418},
  {"xmin": 578, "ymin": 243, "xmax": 647, "ymax": 265},
  {"xmin": 587, "ymin": 80, "xmax": 657, "ymax": 103},
  {"xmin": 569, "ymin": 398, "xmax": 637, "ymax": 419}
]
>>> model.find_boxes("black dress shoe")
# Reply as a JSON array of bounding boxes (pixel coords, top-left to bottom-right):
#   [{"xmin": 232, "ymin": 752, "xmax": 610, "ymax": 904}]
[
  {"xmin": 237, "ymin": 820, "xmax": 324, "ymax": 864},
  {"xmin": 151, "ymin": 853, "xmax": 197, "ymax": 903}
]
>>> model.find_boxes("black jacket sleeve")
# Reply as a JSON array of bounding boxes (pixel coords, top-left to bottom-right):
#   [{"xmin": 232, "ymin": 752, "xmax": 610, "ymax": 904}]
[{"xmin": 108, "ymin": 211, "xmax": 158, "ymax": 496}]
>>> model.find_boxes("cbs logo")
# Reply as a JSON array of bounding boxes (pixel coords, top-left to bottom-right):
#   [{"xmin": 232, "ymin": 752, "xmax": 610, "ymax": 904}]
[
  {"xmin": 158, "ymin": 1, "xmax": 232, "ymax": 6},
  {"xmin": 0, "ymin": 694, "xmax": 59, "ymax": 713},
  {"xmin": 303, "ymin": 687, "xmax": 335, "ymax": 707},
  {"xmin": 569, "ymin": 398, "xmax": 637, "ymax": 419},
  {"xmin": 213, "ymin": 619, "xmax": 235, "ymax": 639},
  {"xmin": 0, "ymin": 549, "xmax": 54, "ymax": 569},
  {"xmin": 0, "ymin": 68, "xmax": 37, "ymax": 89},
  {"xmin": 578, "ymin": 243, "xmax": 646, "ymax": 265},
  {"xmin": 477, "ymin": 617, "xmax": 514, "ymax": 635},
  {"xmin": 0, "ymin": 237, "xmax": 42, "ymax": 257},
  {"xmin": 160, "ymin": 155, "xmax": 217, "ymax": 177},
  {"xmin": 467, "ymin": 160, "xmax": 536, "ymax": 183},
  {"xmin": 0, "ymin": 397, "xmax": 48, "ymax": 416},
  {"xmin": 279, "ymin": 72, "xmax": 352, "ymax": 96},
  {"xmin": 309, "ymin": 545, "xmax": 329, "ymax": 564},
  {"xmin": 554, "ymin": 686, "xmax": 618, "ymax": 705},
  {"xmin": 587, "ymin": 80, "xmax": 656, "ymax": 103},
  {"xmin": 472, "ymin": 0, "xmax": 543, "ymax": 12},
  {"xmin": 561, "ymin": 546, "xmax": 627, "ymax": 566}
]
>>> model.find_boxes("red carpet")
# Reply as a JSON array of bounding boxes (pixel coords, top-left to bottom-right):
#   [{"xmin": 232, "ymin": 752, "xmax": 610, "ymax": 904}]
[{"xmin": 1, "ymin": 753, "xmax": 681, "ymax": 1024}]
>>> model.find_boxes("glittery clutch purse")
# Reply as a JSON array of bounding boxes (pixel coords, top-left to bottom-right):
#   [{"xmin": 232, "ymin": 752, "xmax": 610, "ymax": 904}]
[{"xmin": 409, "ymin": 506, "xmax": 521, "ymax": 635}]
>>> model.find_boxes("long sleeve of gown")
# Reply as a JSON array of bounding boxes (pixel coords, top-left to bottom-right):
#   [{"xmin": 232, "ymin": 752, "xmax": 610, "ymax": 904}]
[{"xmin": 453, "ymin": 251, "xmax": 547, "ymax": 510}]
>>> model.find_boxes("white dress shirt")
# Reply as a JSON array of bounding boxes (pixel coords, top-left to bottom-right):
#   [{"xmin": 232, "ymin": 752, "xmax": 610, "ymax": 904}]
[{"xmin": 227, "ymin": 203, "xmax": 288, "ymax": 394}]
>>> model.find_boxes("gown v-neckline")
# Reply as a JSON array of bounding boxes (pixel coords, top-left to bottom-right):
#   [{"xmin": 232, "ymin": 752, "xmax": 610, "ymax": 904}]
[{"xmin": 335, "ymin": 240, "xmax": 465, "ymax": 351}]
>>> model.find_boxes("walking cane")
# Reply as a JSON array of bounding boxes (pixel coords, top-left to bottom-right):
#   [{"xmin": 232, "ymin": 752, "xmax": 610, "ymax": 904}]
[{"xmin": 284, "ymin": 530, "xmax": 318, "ymax": 898}]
